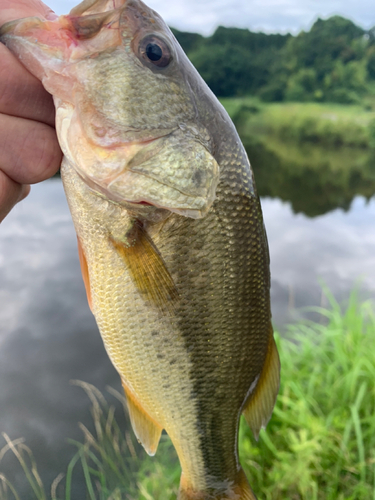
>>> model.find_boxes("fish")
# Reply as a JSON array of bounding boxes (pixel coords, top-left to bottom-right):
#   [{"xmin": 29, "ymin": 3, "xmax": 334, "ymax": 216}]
[{"xmin": 0, "ymin": 1, "xmax": 280, "ymax": 498}]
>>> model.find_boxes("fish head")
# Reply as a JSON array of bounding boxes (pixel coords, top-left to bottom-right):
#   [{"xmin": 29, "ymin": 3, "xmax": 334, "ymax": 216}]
[{"xmin": 0, "ymin": 0, "xmax": 222, "ymax": 219}]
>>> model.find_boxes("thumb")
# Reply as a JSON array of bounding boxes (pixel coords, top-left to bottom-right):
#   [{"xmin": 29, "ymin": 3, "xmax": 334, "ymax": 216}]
[{"xmin": 0, "ymin": 171, "xmax": 30, "ymax": 223}]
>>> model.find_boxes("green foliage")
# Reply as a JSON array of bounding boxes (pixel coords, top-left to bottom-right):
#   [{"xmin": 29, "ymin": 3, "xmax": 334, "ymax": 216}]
[
  {"xmin": 366, "ymin": 47, "xmax": 375, "ymax": 79},
  {"xmin": 269, "ymin": 16, "xmax": 370, "ymax": 103},
  {"xmin": 189, "ymin": 43, "xmax": 256, "ymax": 97},
  {"xmin": 0, "ymin": 382, "xmax": 179, "ymax": 500},
  {"xmin": 285, "ymin": 16, "xmax": 364, "ymax": 76},
  {"xmin": 172, "ymin": 16, "xmax": 375, "ymax": 102},
  {"xmin": 170, "ymin": 28, "xmax": 203, "ymax": 54},
  {"xmin": 174, "ymin": 25, "xmax": 290, "ymax": 98},
  {"xmin": 285, "ymin": 68, "xmax": 319, "ymax": 102},
  {"xmin": 257, "ymin": 80, "xmax": 286, "ymax": 102},
  {"xmin": 2, "ymin": 293, "xmax": 375, "ymax": 499},
  {"xmin": 240, "ymin": 290, "xmax": 375, "ymax": 499},
  {"xmin": 226, "ymin": 99, "xmax": 375, "ymax": 148},
  {"xmin": 369, "ymin": 118, "xmax": 375, "ymax": 148}
]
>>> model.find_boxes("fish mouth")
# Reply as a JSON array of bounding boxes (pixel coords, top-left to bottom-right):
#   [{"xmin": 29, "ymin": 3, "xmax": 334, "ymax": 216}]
[
  {"xmin": 76, "ymin": 166, "xmax": 211, "ymax": 219},
  {"xmin": 0, "ymin": 0, "xmax": 127, "ymax": 63},
  {"xmin": 0, "ymin": 0, "xmax": 150, "ymax": 50}
]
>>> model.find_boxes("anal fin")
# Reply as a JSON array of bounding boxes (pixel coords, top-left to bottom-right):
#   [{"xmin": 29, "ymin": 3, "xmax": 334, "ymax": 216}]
[
  {"xmin": 122, "ymin": 380, "xmax": 163, "ymax": 456},
  {"xmin": 77, "ymin": 236, "xmax": 93, "ymax": 312},
  {"xmin": 243, "ymin": 326, "xmax": 280, "ymax": 440}
]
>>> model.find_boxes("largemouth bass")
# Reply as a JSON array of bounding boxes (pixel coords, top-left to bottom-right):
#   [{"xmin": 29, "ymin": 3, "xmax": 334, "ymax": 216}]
[{"xmin": 0, "ymin": 1, "xmax": 280, "ymax": 498}]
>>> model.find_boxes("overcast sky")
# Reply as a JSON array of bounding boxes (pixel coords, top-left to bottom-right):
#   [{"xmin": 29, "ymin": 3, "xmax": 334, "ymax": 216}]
[{"xmin": 46, "ymin": 0, "xmax": 374, "ymax": 35}]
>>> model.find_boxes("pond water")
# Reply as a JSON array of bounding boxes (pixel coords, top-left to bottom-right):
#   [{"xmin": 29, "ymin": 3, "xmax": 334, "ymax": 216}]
[
  {"xmin": 245, "ymin": 135, "xmax": 375, "ymax": 324},
  {"xmin": 1, "ymin": 137, "xmax": 375, "ymax": 494}
]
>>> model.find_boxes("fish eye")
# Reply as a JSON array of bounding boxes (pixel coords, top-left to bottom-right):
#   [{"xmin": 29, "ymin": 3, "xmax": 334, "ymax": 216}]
[{"xmin": 139, "ymin": 35, "xmax": 172, "ymax": 68}]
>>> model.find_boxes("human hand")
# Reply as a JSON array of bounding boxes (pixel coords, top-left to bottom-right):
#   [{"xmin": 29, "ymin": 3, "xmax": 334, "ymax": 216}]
[{"xmin": 0, "ymin": 0, "xmax": 62, "ymax": 222}]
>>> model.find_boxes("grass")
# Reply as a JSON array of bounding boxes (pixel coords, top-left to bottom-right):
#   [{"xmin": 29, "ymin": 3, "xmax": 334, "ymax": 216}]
[
  {"xmin": 221, "ymin": 97, "xmax": 375, "ymax": 149},
  {"xmin": 0, "ymin": 382, "xmax": 179, "ymax": 500},
  {"xmin": 239, "ymin": 288, "xmax": 375, "ymax": 499},
  {"xmin": 1, "ymin": 290, "xmax": 375, "ymax": 499}
]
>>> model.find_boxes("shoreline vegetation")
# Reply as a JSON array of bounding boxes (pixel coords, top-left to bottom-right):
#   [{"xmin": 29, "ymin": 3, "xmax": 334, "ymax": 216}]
[
  {"xmin": 222, "ymin": 98, "xmax": 375, "ymax": 218},
  {"xmin": 172, "ymin": 16, "xmax": 375, "ymax": 106},
  {"xmin": 1, "ymin": 291, "xmax": 375, "ymax": 499},
  {"xmin": 222, "ymin": 99, "xmax": 375, "ymax": 150}
]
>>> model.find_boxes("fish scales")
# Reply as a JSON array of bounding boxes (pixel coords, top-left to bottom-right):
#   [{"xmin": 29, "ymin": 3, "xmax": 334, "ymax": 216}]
[
  {"xmin": 81, "ymin": 49, "xmax": 196, "ymax": 133},
  {"xmin": 0, "ymin": 0, "xmax": 280, "ymax": 498},
  {"xmin": 62, "ymin": 142, "xmax": 269, "ymax": 485}
]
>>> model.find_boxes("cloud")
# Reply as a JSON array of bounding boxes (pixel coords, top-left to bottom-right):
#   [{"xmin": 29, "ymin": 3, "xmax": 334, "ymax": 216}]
[
  {"xmin": 48, "ymin": 0, "xmax": 374, "ymax": 34},
  {"xmin": 0, "ymin": 182, "xmax": 124, "ymax": 494},
  {"xmin": 262, "ymin": 197, "xmax": 375, "ymax": 326}
]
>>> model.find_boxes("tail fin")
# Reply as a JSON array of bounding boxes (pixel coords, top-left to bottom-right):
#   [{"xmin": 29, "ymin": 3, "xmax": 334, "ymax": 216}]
[{"xmin": 178, "ymin": 468, "xmax": 257, "ymax": 500}]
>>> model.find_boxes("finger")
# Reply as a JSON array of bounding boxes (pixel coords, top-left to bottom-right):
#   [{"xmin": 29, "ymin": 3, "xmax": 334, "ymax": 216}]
[
  {"xmin": 0, "ymin": 44, "xmax": 55, "ymax": 126},
  {"xmin": 19, "ymin": 183, "xmax": 31, "ymax": 201},
  {"xmin": 0, "ymin": 113, "xmax": 62, "ymax": 184},
  {"xmin": 0, "ymin": 169, "xmax": 29, "ymax": 223},
  {"xmin": 0, "ymin": 0, "xmax": 56, "ymax": 25}
]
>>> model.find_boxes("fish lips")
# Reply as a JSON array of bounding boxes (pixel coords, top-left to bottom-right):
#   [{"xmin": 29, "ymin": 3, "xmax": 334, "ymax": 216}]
[
  {"xmin": 0, "ymin": 16, "xmax": 66, "ymax": 49},
  {"xmin": 78, "ymin": 161, "xmax": 219, "ymax": 220},
  {"xmin": 0, "ymin": 17, "xmax": 34, "ymax": 37},
  {"xmin": 0, "ymin": 17, "xmax": 77, "ymax": 83},
  {"xmin": 107, "ymin": 170, "xmax": 218, "ymax": 219},
  {"xmin": 0, "ymin": 0, "xmax": 159, "ymax": 54},
  {"xmin": 0, "ymin": 7, "xmax": 119, "ymax": 65},
  {"xmin": 105, "ymin": 132, "xmax": 220, "ymax": 219}
]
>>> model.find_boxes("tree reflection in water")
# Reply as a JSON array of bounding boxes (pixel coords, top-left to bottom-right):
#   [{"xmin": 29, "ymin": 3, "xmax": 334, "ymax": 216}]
[{"xmin": 245, "ymin": 136, "xmax": 375, "ymax": 217}]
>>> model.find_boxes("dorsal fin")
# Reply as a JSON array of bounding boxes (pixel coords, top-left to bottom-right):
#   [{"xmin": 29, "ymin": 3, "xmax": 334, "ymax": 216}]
[
  {"xmin": 242, "ymin": 327, "xmax": 280, "ymax": 440},
  {"xmin": 109, "ymin": 221, "xmax": 179, "ymax": 314}
]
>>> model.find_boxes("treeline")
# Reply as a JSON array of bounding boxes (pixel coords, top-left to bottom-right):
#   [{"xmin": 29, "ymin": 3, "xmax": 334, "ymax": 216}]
[{"xmin": 171, "ymin": 16, "xmax": 375, "ymax": 103}]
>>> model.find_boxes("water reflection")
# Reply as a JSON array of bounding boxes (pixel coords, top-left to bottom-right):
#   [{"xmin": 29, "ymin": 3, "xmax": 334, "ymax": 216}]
[
  {"xmin": 0, "ymin": 181, "xmax": 123, "ymax": 496},
  {"xmin": 1, "ymin": 173, "xmax": 375, "ymax": 493},
  {"xmin": 264, "ymin": 196, "xmax": 375, "ymax": 325},
  {"xmin": 244, "ymin": 135, "xmax": 375, "ymax": 217}
]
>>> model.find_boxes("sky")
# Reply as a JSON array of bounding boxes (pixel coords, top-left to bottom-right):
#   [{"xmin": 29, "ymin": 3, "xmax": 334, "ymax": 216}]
[{"xmin": 47, "ymin": 0, "xmax": 375, "ymax": 35}]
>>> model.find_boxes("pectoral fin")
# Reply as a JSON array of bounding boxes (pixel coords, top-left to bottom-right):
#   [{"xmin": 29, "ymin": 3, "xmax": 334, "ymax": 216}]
[
  {"xmin": 110, "ymin": 222, "xmax": 179, "ymax": 314},
  {"xmin": 122, "ymin": 381, "xmax": 163, "ymax": 456},
  {"xmin": 77, "ymin": 236, "xmax": 93, "ymax": 312},
  {"xmin": 243, "ymin": 328, "xmax": 280, "ymax": 440}
]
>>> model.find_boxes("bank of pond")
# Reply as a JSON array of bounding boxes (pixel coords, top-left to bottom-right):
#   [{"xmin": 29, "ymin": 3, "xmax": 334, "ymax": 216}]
[{"xmin": 220, "ymin": 99, "xmax": 375, "ymax": 217}]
